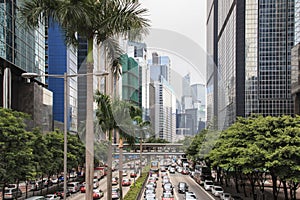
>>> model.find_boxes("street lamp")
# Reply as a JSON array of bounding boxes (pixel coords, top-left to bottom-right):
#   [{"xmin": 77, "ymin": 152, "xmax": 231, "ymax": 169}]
[{"xmin": 21, "ymin": 71, "xmax": 108, "ymax": 200}]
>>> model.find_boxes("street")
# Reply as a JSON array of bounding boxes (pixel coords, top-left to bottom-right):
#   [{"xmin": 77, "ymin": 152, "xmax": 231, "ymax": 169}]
[
  {"xmin": 143, "ymin": 168, "xmax": 217, "ymax": 200},
  {"xmin": 68, "ymin": 160, "xmax": 140, "ymax": 200}
]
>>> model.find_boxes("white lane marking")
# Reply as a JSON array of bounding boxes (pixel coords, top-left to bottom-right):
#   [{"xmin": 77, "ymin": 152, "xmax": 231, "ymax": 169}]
[{"xmin": 187, "ymin": 175, "xmax": 215, "ymax": 200}]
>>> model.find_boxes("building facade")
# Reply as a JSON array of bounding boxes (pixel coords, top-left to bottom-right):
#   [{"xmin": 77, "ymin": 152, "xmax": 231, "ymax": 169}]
[
  {"xmin": 149, "ymin": 53, "xmax": 176, "ymax": 142},
  {"xmin": 207, "ymin": 0, "xmax": 295, "ymax": 129},
  {"xmin": 48, "ymin": 22, "xmax": 78, "ymax": 132},
  {"xmin": 0, "ymin": 0, "xmax": 52, "ymax": 131}
]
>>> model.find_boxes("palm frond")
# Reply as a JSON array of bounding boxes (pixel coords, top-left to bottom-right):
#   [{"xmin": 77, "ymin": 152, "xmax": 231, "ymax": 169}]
[
  {"xmin": 100, "ymin": 37, "xmax": 124, "ymax": 65},
  {"xmin": 19, "ymin": 0, "xmax": 60, "ymax": 29}
]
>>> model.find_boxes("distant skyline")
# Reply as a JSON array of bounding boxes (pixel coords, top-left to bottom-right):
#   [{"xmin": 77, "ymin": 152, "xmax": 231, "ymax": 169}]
[{"xmin": 140, "ymin": 0, "xmax": 207, "ymax": 85}]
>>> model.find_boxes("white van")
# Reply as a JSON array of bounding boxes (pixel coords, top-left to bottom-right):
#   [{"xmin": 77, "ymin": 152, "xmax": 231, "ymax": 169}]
[{"xmin": 67, "ymin": 182, "xmax": 79, "ymax": 193}]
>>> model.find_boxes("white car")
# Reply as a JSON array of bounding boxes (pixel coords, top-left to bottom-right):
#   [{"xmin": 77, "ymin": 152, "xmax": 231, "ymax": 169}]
[
  {"xmin": 122, "ymin": 170, "xmax": 128, "ymax": 176},
  {"xmin": 185, "ymin": 192, "xmax": 197, "ymax": 200},
  {"xmin": 45, "ymin": 194, "xmax": 60, "ymax": 200},
  {"xmin": 169, "ymin": 167, "xmax": 175, "ymax": 173},
  {"xmin": 211, "ymin": 185, "xmax": 224, "ymax": 197},
  {"xmin": 93, "ymin": 179, "xmax": 99, "ymax": 189},
  {"xmin": 51, "ymin": 178, "xmax": 58, "ymax": 184},
  {"xmin": 220, "ymin": 193, "xmax": 231, "ymax": 200},
  {"xmin": 203, "ymin": 180, "xmax": 214, "ymax": 191}
]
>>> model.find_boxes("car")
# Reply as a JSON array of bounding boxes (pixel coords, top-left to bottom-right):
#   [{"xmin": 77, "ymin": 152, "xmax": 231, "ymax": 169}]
[
  {"xmin": 160, "ymin": 166, "xmax": 167, "ymax": 172},
  {"xmin": 161, "ymin": 171, "xmax": 168, "ymax": 177},
  {"xmin": 220, "ymin": 193, "xmax": 231, "ymax": 200},
  {"xmin": 42, "ymin": 178, "xmax": 53, "ymax": 187},
  {"xmin": 122, "ymin": 170, "xmax": 128, "ymax": 176},
  {"xmin": 181, "ymin": 168, "xmax": 189, "ymax": 175},
  {"xmin": 145, "ymin": 184, "xmax": 155, "ymax": 191},
  {"xmin": 51, "ymin": 178, "xmax": 59, "ymax": 184},
  {"xmin": 130, "ymin": 171, "xmax": 137, "ymax": 178},
  {"xmin": 147, "ymin": 181, "xmax": 156, "ymax": 188},
  {"xmin": 177, "ymin": 167, "xmax": 183, "ymax": 173},
  {"xmin": 80, "ymin": 182, "xmax": 86, "ymax": 193},
  {"xmin": 231, "ymin": 195, "xmax": 243, "ymax": 200},
  {"xmin": 203, "ymin": 180, "xmax": 214, "ymax": 191},
  {"xmin": 151, "ymin": 173, "xmax": 158, "ymax": 180},
  {"xmin": 112, "ymin": 188, "xmax": 120, "ymax": 200},
  {"xmin": 163, "ymin": 182, "xmax": 173, "ymax": 194},
  {"xmin": 148, "ymin": 177, "xmax": 157, "ymax": 183},
  {"xmin": 93, "ymin": 189, "xmax": 104, "ymax": 199},
  {"xmin": 55, "ymin": 187, "xmax": 70, "ymax": 198},
  {"xmin": 162, "ymin": 177, "xmax": 170, "ymax": 185},
  {"xmin": 25, "ymin": 196, "xmax": 46, "ymax": 200},
  {"xmin": 122, "ymin": 178, "xmax": 131, "ymax": 186},
  {"xmin": 112, "ymin": 177, "xmax": 119, "ymax": 185},
  {"xmin": 144, "ymin": 189, "xmax": 155, "ymax": 197},
  {"xmin": 177, "ymin": 182, "xmax": 188, "ymax": 193},
  {"xmin": 211, "ymin": 185, "xmax": 224, "ymax": 197},
  {"xmin": 44, "ymin": 194, "xmax": 60, "ymax": 200},
  {"xmin": 144, "ymin": 193, "xmax": 156, "ymax": 200},
  {"xmin": 161, "ymin": 192, "xmax": 174, "ymax": 200},
  {"xmin": 185, "ymin": 192, "xmax": 197, "ymax": 200},
  {"xmin": 169, "ymin": 167, "xmax": 175, "ymax": 173},
  {"xmin": 4, "ymin": 188, "xmax": 22, "ymax": 200},
  {"xmin": 29, "ymin": 180, "xmax": 44, "ymax": 191},
  {"xmin": 67, "ymin": 182, "xmax": 80, "ymax": 193},
  {"xmin": 93, "ymin": 179, "xmax": 99, "ymax": 189}
]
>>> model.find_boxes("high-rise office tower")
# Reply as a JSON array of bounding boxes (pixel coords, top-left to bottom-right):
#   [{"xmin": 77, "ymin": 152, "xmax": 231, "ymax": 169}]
[
  {"xmin": 207, "ymin": 0, "xmax": 295, "ymax": 129},
  {"xmin": 48, "ymin": 23, "xmax": 78, "ymax": 132},
  {"xmin": 149, "ymin": 53, "xmax": 176, "ymax": 142},
  {"xmin": 0, "ymin": 1, "xmax": 52, "ymax": 131}
]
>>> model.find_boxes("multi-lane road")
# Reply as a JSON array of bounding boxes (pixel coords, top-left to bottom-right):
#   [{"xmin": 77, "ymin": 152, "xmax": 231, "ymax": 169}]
[
  {"xmin": 69, "ymin": 161, "xmax": 139, "ymax": 200},
  {"xmin": 143, "ymin": 169, "xmax": 218, "ymax": 200}
]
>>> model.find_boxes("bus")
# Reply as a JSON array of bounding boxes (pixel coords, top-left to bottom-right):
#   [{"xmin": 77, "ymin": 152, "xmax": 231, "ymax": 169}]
[
  {"xmin": 195, "ymin": 164, "xmax": 212, "ymax": 181},
  {"xmin": 150, "ymin": 160, "xmax": 160, "ymax": 175}
]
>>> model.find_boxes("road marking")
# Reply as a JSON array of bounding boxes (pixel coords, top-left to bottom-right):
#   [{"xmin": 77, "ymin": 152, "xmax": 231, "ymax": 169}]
[{"xmin": 188, "ymin": 175, "xmax": 215, "ymax": 200}]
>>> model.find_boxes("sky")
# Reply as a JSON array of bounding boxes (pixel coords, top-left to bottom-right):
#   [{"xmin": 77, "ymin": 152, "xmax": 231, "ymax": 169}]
[{"xmin": 140, "ymin": 0, "xmax": 207, "ymax": 85}]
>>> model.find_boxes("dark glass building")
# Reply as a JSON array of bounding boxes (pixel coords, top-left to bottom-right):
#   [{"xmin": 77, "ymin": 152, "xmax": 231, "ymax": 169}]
[
  {"xmin": 207, "ymin": 0, "xmax": 295, "ymax": 129},
  {"xmin": 0, "ymin": 0, "xmax": 51, "ymax": 131}
]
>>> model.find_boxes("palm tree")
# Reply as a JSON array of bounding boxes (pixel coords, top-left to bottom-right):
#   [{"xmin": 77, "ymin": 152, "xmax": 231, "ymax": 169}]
[
  {"xmin": 94, "ymin": 91, "xmax": 114, "ymax": 199},
  {"xmin": 20, "ymin": 1, "xmax": 149, "ymax": 199},
  {"xmin": 110, "ymin": 99, "xmax": 141, "ymax": 199}
]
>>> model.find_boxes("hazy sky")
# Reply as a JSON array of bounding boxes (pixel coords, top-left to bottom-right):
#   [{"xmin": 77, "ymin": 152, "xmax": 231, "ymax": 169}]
[
  {"xmin": 140, "ymin": 0, "xmax": 207, "ymax": 85},
  {"xmin": 140, "ymin": 0, "xmax": 206, "ymax": 49}
]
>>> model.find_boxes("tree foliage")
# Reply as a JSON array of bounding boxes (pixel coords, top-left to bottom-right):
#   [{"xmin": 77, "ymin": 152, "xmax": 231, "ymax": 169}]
[{"xmin": 0, "ymin": 108, "xmax": 33, "ymax": 185}]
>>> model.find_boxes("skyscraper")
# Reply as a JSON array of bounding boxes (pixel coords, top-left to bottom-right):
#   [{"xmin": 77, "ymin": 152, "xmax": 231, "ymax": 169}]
[
  {"xmin": 149, "ymin": 53, "xmax": 176, "ymax": 142},
  {"xmin": 207, "ymin": 1, "xmax": 295, "ymax": 129},
  {"xmin": 0, "ymin": 1, "xmax": 51, "ymax": 131},
  {"xmin": 48, "ymin": 22, "xmax": 78, "ymax": 132}
]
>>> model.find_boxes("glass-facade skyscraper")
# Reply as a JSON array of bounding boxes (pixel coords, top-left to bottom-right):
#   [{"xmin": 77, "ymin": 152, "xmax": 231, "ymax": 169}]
[
  {"xmin": 48, "ymin": 22, "xmax": 78, "ymax": 133},
  {"xmin": 207, "ymin": 0, "xmax": 295, "ymax": 129},
  {"xmin": 0, "ymin": 0, "xmax": 52, "ymax": 131}
]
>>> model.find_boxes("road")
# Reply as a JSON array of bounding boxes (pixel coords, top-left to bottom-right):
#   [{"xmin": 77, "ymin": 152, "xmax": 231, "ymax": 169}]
[
  {"xmin": 143, "ymin": 170, "xmax": 218, "ymax": 200},
  {"xmin": 169, "ymin": 172, "xmax": 217, "ymax": 200},
  {"xmin": 68, "ymin": 161, "xmax": 140, "ymax": 200}
]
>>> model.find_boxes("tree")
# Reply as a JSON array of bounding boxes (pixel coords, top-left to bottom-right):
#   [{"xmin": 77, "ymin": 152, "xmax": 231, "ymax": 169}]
[
  {"xmin": 95, "ymin": 91, "xmax": 115, "ymax": 199},
  {"xmin": 208, "ymin": 115, "xmax": 300, "ymax": 200},
  {"xmin": 0, "ymin": 108, "xmax": 34, "ymax": 199},
  {"xmin": 20, "ymin": 1, "xmax": 149, "ymax": 199},
  {"xmin": 44, "ymin": 130, "xmax": 65, "ymax": 179}
]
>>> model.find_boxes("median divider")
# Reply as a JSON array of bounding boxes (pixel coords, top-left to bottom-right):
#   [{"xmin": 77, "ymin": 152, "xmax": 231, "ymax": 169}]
[{"xmin": 124, "ymin": 167, "xmax": 149, "ymax": 200}]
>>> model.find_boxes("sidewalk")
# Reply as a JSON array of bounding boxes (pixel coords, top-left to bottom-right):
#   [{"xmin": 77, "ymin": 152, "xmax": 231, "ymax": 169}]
[{"xmin": 221, "ymin": 180, "xmax": 300, "ymax": 200}]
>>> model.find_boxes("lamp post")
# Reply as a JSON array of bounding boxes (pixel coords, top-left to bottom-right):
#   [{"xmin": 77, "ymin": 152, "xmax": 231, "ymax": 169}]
[{"xmin": 21, "ymin": 71, "xmax": 108, "ymax": 200}]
